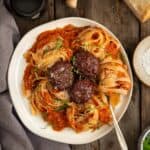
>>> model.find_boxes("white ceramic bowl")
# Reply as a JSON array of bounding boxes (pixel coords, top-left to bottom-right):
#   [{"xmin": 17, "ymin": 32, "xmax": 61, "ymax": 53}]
[
  {"xmin": 133, "ymin": 36, "xmax": 150, "ymax": 86},
  {"xmin": 8, "ymin": 17, "xmax": 133, "ymax": 144},
  {"xmin": 138, "ymin": 127, "xmax": 150, "ymax": 150}
]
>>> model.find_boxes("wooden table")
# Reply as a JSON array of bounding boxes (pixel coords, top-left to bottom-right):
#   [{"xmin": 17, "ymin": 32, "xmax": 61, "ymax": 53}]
[{"xmin": 13, "ymin": 0, "xmax": 150, "ymax": 149}]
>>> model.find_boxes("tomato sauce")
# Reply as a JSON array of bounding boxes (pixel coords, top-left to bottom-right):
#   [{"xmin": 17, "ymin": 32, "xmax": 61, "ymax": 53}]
[{"xmin": 30, "ymin": 25, "xmax": 85, "ymax": 52}]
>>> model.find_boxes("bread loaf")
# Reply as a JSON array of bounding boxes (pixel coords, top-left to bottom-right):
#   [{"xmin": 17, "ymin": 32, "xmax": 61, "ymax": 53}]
[{"xmin": 124, "ymin": 0, "xmax": 150, "ymax": 22}]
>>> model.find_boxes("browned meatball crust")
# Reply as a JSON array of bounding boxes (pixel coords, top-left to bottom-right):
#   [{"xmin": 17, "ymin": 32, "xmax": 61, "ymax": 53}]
[
  {"xmin": 70, "ymin": 80, "xmax": 96, "ymax": 103},
  {"xmin": 73, "ymin": 49, "xmax": 100, "ymax": 79},
  {"xmin": 48, "ymin": 61, "xmax": 74, "ymax": 90}
]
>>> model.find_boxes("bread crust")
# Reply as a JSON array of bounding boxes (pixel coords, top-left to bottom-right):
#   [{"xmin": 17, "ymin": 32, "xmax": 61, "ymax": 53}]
[{"xmin": 124, "ymin": 0, "xmax": 150, "ymax": 22}]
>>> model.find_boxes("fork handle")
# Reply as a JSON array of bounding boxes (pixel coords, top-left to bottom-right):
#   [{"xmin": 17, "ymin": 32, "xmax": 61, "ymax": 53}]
[{"xmin": 109, "ymin": 105, "xmax": 128, "ymax": 150}]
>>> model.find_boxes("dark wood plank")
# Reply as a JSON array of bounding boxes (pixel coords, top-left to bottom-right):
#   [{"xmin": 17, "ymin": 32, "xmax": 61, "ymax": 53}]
[
  {"xmin": 14, "ymin": 0, "xmax": 54, "ymax": 36},
  {"xmin": 71, "ymin": 141, "xmax": 99, "ymax": 150},
  {"xmin": 140, "ymin": 21, "xmax": 150, "ymax": 131},
  {"xmin": 55, "ymin": 0, "xmax": 140, "ymax": 150}
]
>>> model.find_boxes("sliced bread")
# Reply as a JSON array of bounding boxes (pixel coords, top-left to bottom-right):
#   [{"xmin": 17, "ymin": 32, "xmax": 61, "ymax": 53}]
[{"xmin": 124, "ymin": 0, "xmax": 150, "ymax": 22}]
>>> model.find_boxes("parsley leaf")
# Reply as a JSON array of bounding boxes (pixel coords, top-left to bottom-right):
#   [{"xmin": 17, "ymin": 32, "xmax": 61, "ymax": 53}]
[
  {"xmin": 55, "ymin": 103, "xmax": 69, "ymax": 111},
  {"xmin": 55, "ymin": 38, "xmax": 63, "ymax": 49},
  {"xmin": 71, "ymin": 56, "xmax": 76, "ymax": 65},
  {"xmin": 43, "ymin": 37, "xmax": 63, "ymax": 55}
]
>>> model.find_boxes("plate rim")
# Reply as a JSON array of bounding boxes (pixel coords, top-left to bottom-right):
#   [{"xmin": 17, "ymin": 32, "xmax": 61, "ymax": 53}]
[{"xmin": 8, "ymin": 17, "xmax": 133, "ymax": 144}]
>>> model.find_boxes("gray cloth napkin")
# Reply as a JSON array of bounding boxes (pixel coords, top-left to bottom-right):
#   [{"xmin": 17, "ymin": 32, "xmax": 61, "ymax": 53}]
[{"xmin": 0, "ymin": 1, "xmax": 71, "ymax": 150}]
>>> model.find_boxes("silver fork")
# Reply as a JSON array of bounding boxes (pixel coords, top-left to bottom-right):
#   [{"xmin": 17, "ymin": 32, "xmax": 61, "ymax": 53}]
[{"xmin": 108, "ymin": 101, "xmax": 128, "ymax": 150}]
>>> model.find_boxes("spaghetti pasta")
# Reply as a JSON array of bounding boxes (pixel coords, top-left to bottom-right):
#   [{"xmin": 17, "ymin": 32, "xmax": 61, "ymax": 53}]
[{"xmin": 22, "ymin": 25, "xmax": 131, "ymax": 132}]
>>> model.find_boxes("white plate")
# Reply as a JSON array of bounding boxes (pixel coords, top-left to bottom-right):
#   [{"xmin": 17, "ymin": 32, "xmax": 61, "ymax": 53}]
[
  {"xmin": 8, "ymin": 17, "xmax": 133, "ymax": 144},
  {"xmin": 133, "ymin": 36, "xmax": 150, "ymax": 86}
]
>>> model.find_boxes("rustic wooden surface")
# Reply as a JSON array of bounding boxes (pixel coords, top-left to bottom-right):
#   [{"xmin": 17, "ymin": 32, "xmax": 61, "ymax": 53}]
[{"xmin": 13, "ymin": 0, "xmax": 150, "ymax": 149}]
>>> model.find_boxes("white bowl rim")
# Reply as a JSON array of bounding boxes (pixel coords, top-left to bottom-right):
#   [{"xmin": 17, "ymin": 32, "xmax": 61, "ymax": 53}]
[
  {"xmin": 8, "ymin": 17, "xmax": 133, "ymax": 145},
  {"xmin": 138, "ymin": 126, "xmax": 150, "ymax": 150},
  {"xmin": 133, "ymin": 36, "xmax": 150, "ymax": 86}
]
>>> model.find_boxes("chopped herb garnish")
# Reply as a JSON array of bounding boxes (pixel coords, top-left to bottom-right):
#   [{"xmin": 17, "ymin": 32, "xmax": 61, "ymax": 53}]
[
  {"xmin": 71, "ymin": 56, "xmax": 76, "ymax": 65},
  {"xmin": 43, "ymin": 37, "xmax": 63, "ymax": 55},
  {"xmin": 55, "ymin": 103, "xmax": 69, "ymax": 111},
  {"xmin": 55, "ymin": 38, "xmax": 63, "ymax": 49},
  {"xmin": 54, "ymin": 98, "xmax": 62, "ymax": 102}
]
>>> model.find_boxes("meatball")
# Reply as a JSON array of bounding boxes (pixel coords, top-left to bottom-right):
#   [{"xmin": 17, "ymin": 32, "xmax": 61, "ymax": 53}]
[
  {"xmin": 48, "ymin": 61, "xmax": 74, "ymax": 90},
  {"xmin": 70, "ymin": 80, "xmax": 96, "ymax": 103},
  {"xmin": 73, "ymin": 49, "xmax": 100, "ymax": 79}
]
